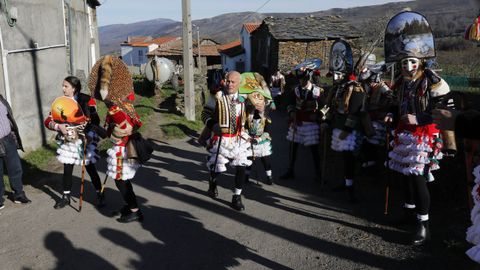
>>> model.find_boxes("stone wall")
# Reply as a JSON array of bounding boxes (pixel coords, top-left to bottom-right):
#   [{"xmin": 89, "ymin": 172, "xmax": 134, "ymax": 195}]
[{"xmin": 277, "ymin": 40, "xmax": 335, "ymax": 72}]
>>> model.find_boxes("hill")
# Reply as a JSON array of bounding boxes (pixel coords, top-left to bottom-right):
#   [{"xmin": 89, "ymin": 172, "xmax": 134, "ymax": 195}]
[{"xmin": 99, "ymin": 0, "xmax": 477, "ymax": 55}]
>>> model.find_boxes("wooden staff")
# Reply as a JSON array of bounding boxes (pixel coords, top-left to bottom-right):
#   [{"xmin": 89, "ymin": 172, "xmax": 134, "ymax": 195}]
[
  {"xmin": 320, "ymin": 124, "xmax": 328, "ymax": 190},
  {"xmin": 100, "ymin": 174, "xmax": 108, "ymax": 194},
  {"xmin": 384, "ymin": 125, "xmax": 391, "ymax": 215},
  {"xmin": 78, "ymin": 136, "xmax": 88, "ymax": 212},
  {"xmin": 211, "ymin": 134, "xmax": 223, "ymax": 179}
]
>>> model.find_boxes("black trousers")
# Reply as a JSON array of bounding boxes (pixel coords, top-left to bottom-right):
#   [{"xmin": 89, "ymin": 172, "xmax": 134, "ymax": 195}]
[
  {"xmin": 211, "ymin": 166, "xmax": 246, "ymax": 191},
  {"xmin": 403, "ymin": 174, "xmax": 430, "ymax": 216},
  {"xmin": 288, "ymin": 142, "xmax": 320, "ymax": 176},
  {"xmin": 115, "ymin": 180, "xmax": 138, "ymax": 209},
  {"xmin": 343, "ymin": 151, "xmax": 355, "ymax": 180},
  {"xmin": 247, "ymin": 156, "xmax": 272, "ymax": 173},
  {"xmin": 62, "ymin": 163, "xmax": 101, "ymax": 193}
]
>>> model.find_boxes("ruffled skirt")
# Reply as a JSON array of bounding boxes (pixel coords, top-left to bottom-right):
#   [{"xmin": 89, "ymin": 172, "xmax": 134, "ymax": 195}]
[
  {"xmin": 106, "ymin": 144, "xmax": 140, "ymax": 181},
  {"xmin": 56, "ymin": 131, "xmax": 99, "ymax": 165},
  {"xmin": 206, "ymin": 134, "xmax": 252, "ymax": 173},
  {"xmin": 387, "ymin": 125, "xmax": 443, "ymax": 180},
  {"xmin": 466, "ymin": 165, "xmax": 480, "ymax": 263},
  {"xmin": 286, "ymin": 122, "xmax": 319, "ymax": 146},
  {"xmin": 365, "ymin": 121, "xmax": 387, "ymax": 146},
  {"xmin": 331, "ymin": 128, "xmax": 363, "ymax": 152},
  {"xmin": 249, "ymin": 136, "xmax": 272, "ymax": 158}
]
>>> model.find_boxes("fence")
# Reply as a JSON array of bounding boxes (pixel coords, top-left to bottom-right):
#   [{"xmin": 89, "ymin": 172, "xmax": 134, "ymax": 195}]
[{"xmin": 443, "ymin": 75, "xmax": 480, "ymax": 93}]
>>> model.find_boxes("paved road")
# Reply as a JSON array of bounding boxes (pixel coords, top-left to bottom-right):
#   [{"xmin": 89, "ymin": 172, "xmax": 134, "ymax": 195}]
[{"xmin": 0, "ymin": 108, "xmax": 475, "ymax": 269}]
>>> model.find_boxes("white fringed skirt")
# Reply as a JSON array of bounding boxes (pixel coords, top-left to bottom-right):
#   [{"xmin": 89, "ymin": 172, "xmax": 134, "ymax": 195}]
[
  {"xmin": 106, "ymin": 143, "xmax": 140, "ymax": 181},
  {"xmin": 387, "ymin": 125, "xmax": 443, "ymax": 181},
  {"xmin": 56, "ymin": 131, "xmax": 99, "ymax": 165},
  {"xmin": 286, "ymin": 122, "xmax": 319, "ymax": 146},
  {"xmin": 206, "ymin": 133, "xmax": 252, "ymax": 173},
  {"xmin": 466, "ymin": 165, "xmax": 480, "ymax": 263},
  {"xmin": 331, "ymin": 128, "xmax": 363, "ymax": 152}
]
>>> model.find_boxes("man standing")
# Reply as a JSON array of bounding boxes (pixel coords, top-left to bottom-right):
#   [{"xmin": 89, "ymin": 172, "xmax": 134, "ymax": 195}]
[
  {"xmin": 280, "ymin": 67, "xmax": 324, "ymax": 182},
  {"xmin": 203, "ymin": 71, "xmax": 252, "ymax": 211},
  {"xmin": 0, "ymin": 94, "xmax": 31, "ymax": 208}
]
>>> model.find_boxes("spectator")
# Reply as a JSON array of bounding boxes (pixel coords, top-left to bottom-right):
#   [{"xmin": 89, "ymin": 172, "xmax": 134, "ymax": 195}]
[{"xmin": 0, "ymin": 94, "xmax": 32, "ymax": 208}]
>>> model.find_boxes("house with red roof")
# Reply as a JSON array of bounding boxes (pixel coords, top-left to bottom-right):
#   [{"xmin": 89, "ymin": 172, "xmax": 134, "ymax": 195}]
[
  {"xmin": 218, "ymin": 23, "xmax": 261, "ymax": 73},
  {"xmin": 120, "ymin": 36, "xmax": 180, "ymax": 67},
  {"xmin": 241, "ymin": 23, "xmax": 261, "ymax": 71},
  {"xmin": 147, "ymin": 38, "xmax": 222, "ymax": 70}
]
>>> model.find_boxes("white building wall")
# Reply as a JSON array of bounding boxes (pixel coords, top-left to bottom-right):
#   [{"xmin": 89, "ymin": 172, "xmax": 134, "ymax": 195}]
[
  {"xmin": 240, "ymin": 28, "xmax": 252, "ymax": 72},
  {"xmin": 121, "ymin": 46, "xmax": 150, "ymax": 67},
  {"xmin": 221, "ymin": 53, "xmax": 245, "ymax": 73}
]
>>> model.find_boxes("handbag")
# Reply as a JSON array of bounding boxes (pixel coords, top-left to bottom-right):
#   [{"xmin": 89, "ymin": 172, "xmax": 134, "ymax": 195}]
[{"xmin": 127, "ymin": 132, "xmax": 153, "ymax": 164}]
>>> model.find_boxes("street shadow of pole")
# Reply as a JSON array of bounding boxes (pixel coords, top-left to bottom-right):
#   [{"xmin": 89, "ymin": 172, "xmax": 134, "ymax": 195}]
[
  {"xmin": 44, "ymin": 231, "xmax": 117, "ymax": 270},
  {"xmin": 99, "ymin": 206, "xmax": 294, "ymax": 270}
]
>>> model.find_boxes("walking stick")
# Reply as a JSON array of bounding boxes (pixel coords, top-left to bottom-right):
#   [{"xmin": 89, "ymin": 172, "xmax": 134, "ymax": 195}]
[
  {"xmin": 210, "ymin": 134, "xmax": 223, "ymax": 179},
  {"xmin": 320, "ymin": 125, "xmax": 328, "ymax": 190},
  {"xmin": 384, "ymin": 125, "xmax": 391, "ymax": 215},
  {"xmin": 78, "ymin": 136, "xmax": 88, "ymax": 212},
  {"xmin": 100, "ymin": 174, "xmax": 108, "ymax": 194}
]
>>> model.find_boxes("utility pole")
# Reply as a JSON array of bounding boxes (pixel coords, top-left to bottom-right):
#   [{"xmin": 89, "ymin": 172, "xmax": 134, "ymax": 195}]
[
  {"xmin": 195, "ymin": 24, "xmax": 201, "ymax": 73},
  {"xmin": 182, "ymin": 0, "xmax": 195, "ymax": 120}
]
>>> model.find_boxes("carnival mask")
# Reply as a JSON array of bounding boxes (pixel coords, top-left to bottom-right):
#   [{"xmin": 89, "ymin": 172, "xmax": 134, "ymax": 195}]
[
  {"xmin": 333, "ymin": 71, "xmax": 344, "ymax": 82},
  {"xmin": 248, "ymin": 91, "xmax": 265, "ymax": 112},
  {"xmin": 401, "ymin": 57, "xmax": 420, "ymax": 79}
]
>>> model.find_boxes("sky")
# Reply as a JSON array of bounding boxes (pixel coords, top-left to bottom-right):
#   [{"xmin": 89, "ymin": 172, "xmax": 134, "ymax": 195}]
[{"xmin": 96, "ymin": 0, "xmax": 411, "ymax": 26}]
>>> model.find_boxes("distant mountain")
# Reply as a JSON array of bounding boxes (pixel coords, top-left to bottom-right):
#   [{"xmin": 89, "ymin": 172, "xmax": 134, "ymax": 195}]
[
  {"xmin": 98, "ymin": 0, "xmax": 476, "ymax": 55},
  {"xmin": 99, "ymin": 18, "xmax": 177, "ymax": 55}
]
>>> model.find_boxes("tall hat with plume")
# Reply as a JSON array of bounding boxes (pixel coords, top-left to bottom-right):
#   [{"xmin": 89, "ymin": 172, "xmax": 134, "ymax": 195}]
[
  {"xmin": 239, "ymin": 72, "xmax": 272, "ymax": 100},
  {"xmin": 88, "ymin": 55, "xmax": 135, "ymax": 103}
]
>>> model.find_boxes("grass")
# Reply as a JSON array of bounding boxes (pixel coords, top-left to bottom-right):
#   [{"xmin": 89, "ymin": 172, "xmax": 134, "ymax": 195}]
[
  {"xmin": 160, "ymin": 113, "xmax": 203, "ymax": 139},
  {"xmin": 22, "ymin": 143, "xmax": 57, "ymax": 170}
]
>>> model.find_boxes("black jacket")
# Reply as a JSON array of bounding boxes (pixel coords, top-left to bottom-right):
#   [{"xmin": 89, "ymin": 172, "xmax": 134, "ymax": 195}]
[{"xmin": 0, "ymin": 94, "xmax": 23, "ymax": 151}]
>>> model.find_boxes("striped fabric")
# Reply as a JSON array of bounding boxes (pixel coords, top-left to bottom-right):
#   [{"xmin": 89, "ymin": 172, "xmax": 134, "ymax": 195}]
[{"xmin": 0, "ymin": 101, "xmax": 11, "ymax": 139}]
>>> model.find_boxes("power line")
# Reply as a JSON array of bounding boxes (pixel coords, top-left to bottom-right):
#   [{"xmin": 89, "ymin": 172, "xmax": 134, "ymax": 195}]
[{"xmin": 254, "ymin": 0, "xmax": 272, "ymax": 13}]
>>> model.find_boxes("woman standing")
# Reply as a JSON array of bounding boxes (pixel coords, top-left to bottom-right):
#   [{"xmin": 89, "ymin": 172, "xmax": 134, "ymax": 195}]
[{"xmin": 44, "ymin": 76, "xmax": 104, "ymax": 209}]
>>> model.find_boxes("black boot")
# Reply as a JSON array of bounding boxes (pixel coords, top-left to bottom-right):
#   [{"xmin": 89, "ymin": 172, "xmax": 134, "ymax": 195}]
[
  {"xmin": 96, "ymin": 192, "xmax": 106, "ymax": 208},
  {"xmin": 411, "ymin": 220, "xmax": 430, "ymax": 246},
  {"xmin": 117, "ymin": 209, "xmax": 144, "ymax": 223},
  {"xmin": 279, "ymin": 168, "xmax": 294, "ymax": 180},
  {"xmin": 207, "ymin": 180, "xmax": 218, "ymax": 198},
  {"xmin": 347, "ymin": 186, "xmax": 358, "ymax": 203},
  {"xmin": 54, "ymin": 194, "xmax": 71, "ymax": 209},
  {"xmin": 231, "ymin": 195, "xmax": 245, "ymax": 211},
  {"xmin": 265, "ymin": 175, "xmax": 273, "ymax": 185}
]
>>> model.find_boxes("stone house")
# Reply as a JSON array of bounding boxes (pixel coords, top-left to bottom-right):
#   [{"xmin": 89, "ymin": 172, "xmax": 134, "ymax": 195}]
[
  {"xmin": 250, "ymin": 15, "xmax": 361, "ymax": 79},
  {"xmin": 147, "ymin": 38, "xmax": 222, "ymax": 72}
]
